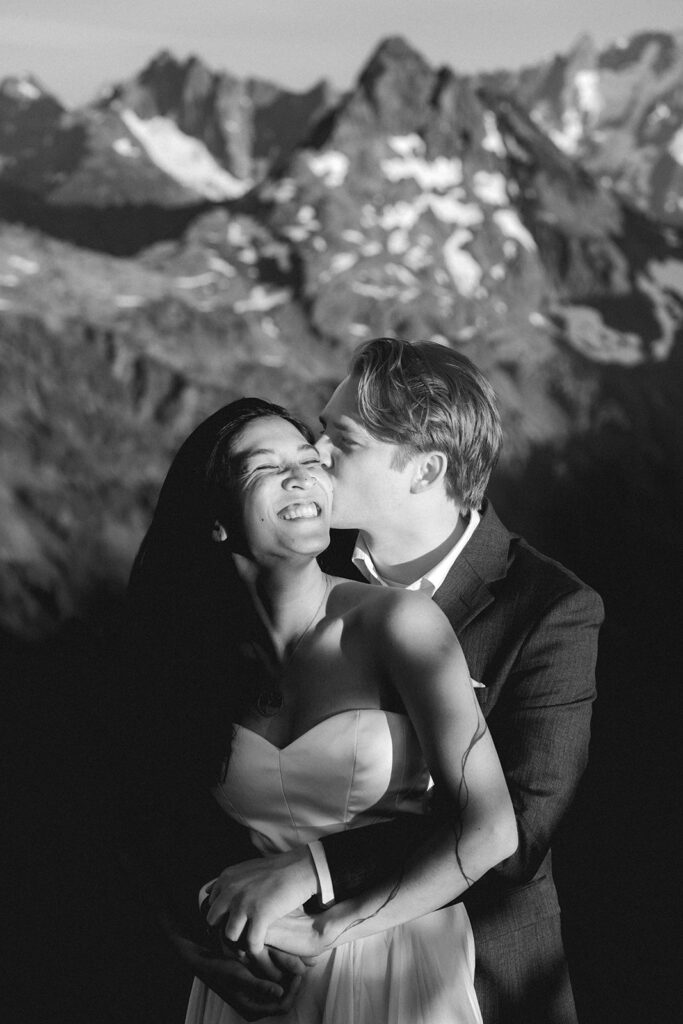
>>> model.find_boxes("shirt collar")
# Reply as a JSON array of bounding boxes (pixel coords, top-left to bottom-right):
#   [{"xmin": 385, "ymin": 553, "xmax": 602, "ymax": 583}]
[{"xmin": 351, "ymin": 509, "xmax": 480, "ymax": 596}]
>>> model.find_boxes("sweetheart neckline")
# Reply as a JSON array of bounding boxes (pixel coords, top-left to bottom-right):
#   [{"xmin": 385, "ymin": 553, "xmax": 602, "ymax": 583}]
[{"xmin": 233, "ymin": 707, "xmax": 410, "ymax": 753}]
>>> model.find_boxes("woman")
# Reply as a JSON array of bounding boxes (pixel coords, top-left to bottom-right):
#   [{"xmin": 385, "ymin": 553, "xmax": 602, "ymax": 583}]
[{"xmin": 130, "ymin": 397, "xmax": 517, "ymax": 1024}]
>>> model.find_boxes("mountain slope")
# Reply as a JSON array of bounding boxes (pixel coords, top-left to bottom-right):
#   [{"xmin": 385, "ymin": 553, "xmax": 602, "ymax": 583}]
[{"xmin": 487, "ymin": 29, "xmax": 683, "ymax": 224}]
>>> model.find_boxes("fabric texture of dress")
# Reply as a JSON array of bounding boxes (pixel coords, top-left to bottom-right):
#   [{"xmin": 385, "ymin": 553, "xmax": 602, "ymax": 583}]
[{"xmin": 185, "ymin": 708, "xmax": 482, "ymax": 1024}]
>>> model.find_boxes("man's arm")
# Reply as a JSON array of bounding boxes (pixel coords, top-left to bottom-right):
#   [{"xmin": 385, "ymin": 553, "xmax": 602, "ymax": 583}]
[
  {"xmin": 318, "ymin": 581, "xmax": 604, "ymax": 901},
  {"xmin": 478, "ymin": 583, "xmax": 603, "ymax": 888}
]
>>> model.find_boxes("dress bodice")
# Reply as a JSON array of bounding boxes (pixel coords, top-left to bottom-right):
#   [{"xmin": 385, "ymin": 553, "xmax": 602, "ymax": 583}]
[
  {"xmin": 191, "ymin": 708, "xmax": 482, "ymax": 1024},
  {"xmin": 211, "ymin": 708, "xmax": 431, "ymax": 854}
]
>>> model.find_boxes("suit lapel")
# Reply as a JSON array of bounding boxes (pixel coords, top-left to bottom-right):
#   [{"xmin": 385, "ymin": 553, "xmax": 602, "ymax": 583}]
[{"xmin": 433, "ymin": 502, "xmax": 514, "ymax": 631}]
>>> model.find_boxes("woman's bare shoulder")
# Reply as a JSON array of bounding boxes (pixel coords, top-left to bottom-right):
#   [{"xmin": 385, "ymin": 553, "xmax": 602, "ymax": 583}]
[{"xmin": 327, "ymin": 577, "xmax": 444, "ymax": 634}]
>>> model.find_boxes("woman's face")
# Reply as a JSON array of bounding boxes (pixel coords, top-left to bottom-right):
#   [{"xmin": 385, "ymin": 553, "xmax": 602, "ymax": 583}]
[{"xmin": 229, "ymin": 416, "xmax": 332, "ymax": 563}]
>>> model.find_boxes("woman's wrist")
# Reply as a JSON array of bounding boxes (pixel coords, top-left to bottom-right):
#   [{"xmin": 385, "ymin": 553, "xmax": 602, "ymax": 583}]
[{"xmin": 316, "ymin": 896, "xmax": 362, "ymax": 950}]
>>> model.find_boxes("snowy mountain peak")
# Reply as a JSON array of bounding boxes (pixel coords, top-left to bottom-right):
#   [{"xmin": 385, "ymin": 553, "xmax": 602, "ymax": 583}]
[{"xmin": 0, "ymin": 75, "xmax": 58, "ymax": 106}]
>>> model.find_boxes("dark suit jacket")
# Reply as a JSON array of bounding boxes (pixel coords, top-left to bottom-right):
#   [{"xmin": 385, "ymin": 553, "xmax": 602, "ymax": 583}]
[{"xmin": 319, "ymin": 502, "xmax": 604, "ymax": 1021}]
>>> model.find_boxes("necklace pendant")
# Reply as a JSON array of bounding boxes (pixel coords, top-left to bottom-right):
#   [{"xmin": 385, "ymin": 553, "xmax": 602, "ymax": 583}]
[{"xmin": 256, "ymin": 688, "xmax": 284, "ymax": 717}]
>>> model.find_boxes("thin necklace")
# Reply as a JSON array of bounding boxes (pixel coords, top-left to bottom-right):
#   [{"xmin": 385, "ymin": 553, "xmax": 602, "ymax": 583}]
[{"xmin": 256, "ymin": 575, "xmax": 331, "ymax": 717}]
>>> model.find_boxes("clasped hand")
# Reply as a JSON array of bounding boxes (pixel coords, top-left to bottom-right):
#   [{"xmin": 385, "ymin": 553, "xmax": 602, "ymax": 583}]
[{"xmin": 204, "ymin": 847, "xmax": 319, "ymax": 955}]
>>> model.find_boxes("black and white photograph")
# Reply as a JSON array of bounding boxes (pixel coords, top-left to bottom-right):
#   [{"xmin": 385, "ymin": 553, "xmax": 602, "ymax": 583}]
[{"xmin": 2, "ymin": 2, "xmax": 680, "ymax": 1022}]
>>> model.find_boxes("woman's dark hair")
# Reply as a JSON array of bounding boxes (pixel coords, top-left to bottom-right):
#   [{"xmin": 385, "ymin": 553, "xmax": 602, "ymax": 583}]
[
  {"xmin": 129, "ymin": 397, "xmax": 313, "ymax": 594},
  {"xmin": 122, "ymin": 397, "xmax": 313, "ymax": 786}
]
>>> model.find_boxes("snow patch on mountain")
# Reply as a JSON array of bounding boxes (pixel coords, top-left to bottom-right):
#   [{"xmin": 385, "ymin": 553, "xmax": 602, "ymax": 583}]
[
  {"xmin": 8, "ymin": 255, "xmax": 39, "ymax": 274},
  {"xmin": 374, "ymin": 201, "xmax": 419, "ymax": 231},
  {"xmin": 329, "ymin": 252, "xmax": 358, "ymax": 276},
  {"xmin": 237, "ymin": 247, "xmax": 258, "ymax": 265},
  {"xmin": 351, "ymin": 280, "xmax": 400, "ymax": 300},
  {"xmin": 575, "ymin": 70, "xmax": 602, "ymax": 120},
  {"xmin": 387, "ymin": 229, "xmax": 409, "ymax": 254},
  {"xmin": 548, "ymin": 111, "xmax": 583, "ymax": 155},
  {"xmin": 443, "ymin": 229, "xmax": 482, "ymax": 295},
  {"xmin": 306, "ymin": 151, "xmax": 349, "ymax": 187},
  {"xmin": 368, "ymin": 193, "xmax": 483, "ymax": 236},
  {"xmin": 386, "ymin": 263, "xmax": 418, "ymax": 286},
  {"xmin": 493, "ymin": 209, "xmax": 536, "ymax": 251},
  {"xmin": 388, "ymin": 134, "xmax": 424, "ymax": 158},
  {"xmin": 647, "ymin": 103, "xmax": 671, "ymax": 127},
  {"xmin": 341, "ymin": 229, "xmax": 365, "ymax": 245},
  {"xmin": 669, "ymin": 127, "xmax": 683, "ymax": 166},
  {"xmin": 319, "ymin": 252, "xmax": 358, "ymax": 283},
  {"xmin": 637, "ymin": 258, "xmax": 683, "ymax": 359},
  {"xmin": 261, "ymin": 178, "xmax": 298, "ymax": 203},
  {"xmin": 120, "ymin": 109, "xmax": 251, "ymax": 200},
  {"xmin": 113, "ymin": 137, "xmax": 141, "ymax": 158},
  {"xmin": 472, "ymin": 171, "xmax": 508, "ymax": 206},
  {"xmin": 14, "ymin": 79, "xmax": 42, "ymax": 102},
  {"xmin": 207, "ymin": 255, "xmax": 236, "ymax": 278},
  {"xmin": 233, "ymin": 286, "xmax": 290, "ymax": 313},
  {"xmin": 174, "ymin": 272, "xmax": 216, "ymax": 289},
  {"xmin": 482, "ymin": 112, "xmax": 506, "ymax": 158},
  {"xmin": 546, "ymin": 69, "xmax": 603, "ymax": 155},
  {"xmin": 404, "ymin": 242, "xmax": 431, "ymax": 271},
  {"xmin": 429, "ymin": 194, "xmax": 483, "ymax": 226},
  {"xmin": 282, "ymin": 225, "xmax": 310, "ymax": 243},
  {"xmin": 382, "ymin": 152, "xmax": 463, "ymax": 191},
  {"xmin": 560, "ymin": 306, "xmax": 644, "ymax": 364},
  {"xmin": 646, "ymin": 258, "xmax": 683, "ymax": 297}
]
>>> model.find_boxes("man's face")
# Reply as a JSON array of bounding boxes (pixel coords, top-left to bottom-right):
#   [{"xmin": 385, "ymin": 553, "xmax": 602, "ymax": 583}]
[{"xmin": 317, "ymin": 375, "xmax": 412, "ymax": 532}]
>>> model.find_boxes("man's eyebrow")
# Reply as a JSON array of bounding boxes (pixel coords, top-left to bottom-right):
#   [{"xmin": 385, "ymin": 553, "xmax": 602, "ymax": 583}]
[{"xmin": 319, "ymin": 415, "xmax": 359, "ymax": 434}]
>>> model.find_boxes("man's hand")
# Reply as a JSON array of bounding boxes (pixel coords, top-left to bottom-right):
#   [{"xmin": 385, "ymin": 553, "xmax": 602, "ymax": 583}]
[
  {"xmin": 168, "ymin": 930, "xmax": 306, "ymax": 1021},
  {"xmin": 205, "ymin": 848, "xmax": 318, "ymax": 954}
]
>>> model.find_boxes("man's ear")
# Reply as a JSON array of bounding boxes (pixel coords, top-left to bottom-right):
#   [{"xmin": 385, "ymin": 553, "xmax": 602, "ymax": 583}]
[{"xmin": 409, "ymin": 452, "xmax": 448, "ymax": 493}]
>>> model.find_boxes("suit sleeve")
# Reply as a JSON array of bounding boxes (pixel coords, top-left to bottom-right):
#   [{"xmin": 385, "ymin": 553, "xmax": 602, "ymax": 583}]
[{"xmin": 478, "ymin": 582, "xmax": 603, "ymax": 889}]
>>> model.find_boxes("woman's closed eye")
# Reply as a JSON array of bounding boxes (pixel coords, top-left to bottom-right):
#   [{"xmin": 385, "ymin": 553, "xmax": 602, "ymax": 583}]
[{"xmin": 251, "ymin": 457, "xmax": 321, "ymax": 474}]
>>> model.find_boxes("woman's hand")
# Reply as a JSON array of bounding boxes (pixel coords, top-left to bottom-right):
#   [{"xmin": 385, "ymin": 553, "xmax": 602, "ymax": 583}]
[
  {"xmin": 204, "ymin": 848, "xmax": 318, "ymax": 954},
  {"xmin": 266, "ymin": 904, "xmax": 352, "ymax": 959}
]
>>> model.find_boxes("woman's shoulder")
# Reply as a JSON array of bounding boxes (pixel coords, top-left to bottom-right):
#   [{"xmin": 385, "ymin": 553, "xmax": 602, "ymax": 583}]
[{"xmin": 327, "ymin": 577, "xmax": 443, "ymax": 634}]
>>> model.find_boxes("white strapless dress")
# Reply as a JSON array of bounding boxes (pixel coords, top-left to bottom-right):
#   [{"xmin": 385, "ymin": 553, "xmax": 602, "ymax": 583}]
[{"xmin": 185, "ymin": 709, "xmax": 482, "ymax": 1024}]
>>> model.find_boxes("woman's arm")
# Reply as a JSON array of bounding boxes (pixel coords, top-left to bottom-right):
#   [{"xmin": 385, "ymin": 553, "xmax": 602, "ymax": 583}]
[{"xmin": 267, "ymin": 591, "xmax": 517, "ymax": 955}]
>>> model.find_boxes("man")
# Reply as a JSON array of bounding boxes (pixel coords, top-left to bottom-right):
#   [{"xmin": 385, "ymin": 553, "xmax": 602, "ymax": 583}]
[{"xmin": 152, "ymin": 338, "xmax": 603, "ymax": 1023}]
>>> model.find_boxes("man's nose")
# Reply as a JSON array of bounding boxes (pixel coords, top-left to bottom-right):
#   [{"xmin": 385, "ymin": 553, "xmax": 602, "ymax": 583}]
[{"xmin": 316, "ymin": 434, "xmax": 334, "ymax": 468}]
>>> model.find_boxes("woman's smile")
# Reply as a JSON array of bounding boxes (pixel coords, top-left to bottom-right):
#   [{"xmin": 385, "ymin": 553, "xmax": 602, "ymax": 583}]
[{"xmin": 278, "ymin": 500, "xmax": 323, "ymax": 521}]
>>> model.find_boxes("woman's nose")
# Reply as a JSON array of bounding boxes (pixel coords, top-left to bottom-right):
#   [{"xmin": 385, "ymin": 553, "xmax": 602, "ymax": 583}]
[{"xmin": 283, "ymin": 465, "xmax": 315, "ymax": 488}]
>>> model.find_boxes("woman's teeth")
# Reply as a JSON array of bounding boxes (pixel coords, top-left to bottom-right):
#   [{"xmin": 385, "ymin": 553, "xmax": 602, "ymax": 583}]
[{"xmin": 279, "ymin": 502, "xmax": 320, "ymax": 520}]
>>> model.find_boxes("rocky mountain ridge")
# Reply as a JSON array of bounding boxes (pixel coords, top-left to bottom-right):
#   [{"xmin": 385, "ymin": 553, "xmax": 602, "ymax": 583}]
[
  {"xmin": 1, "ymin": 29, "xmax": 682, "ymax": 222},
  {"xmin": 484, "ymin": 29, "xmax": 683, "ymax": 225},
  {"xmin": 0, "ymin": 51, "xmax": 336, "ymax": 208}
]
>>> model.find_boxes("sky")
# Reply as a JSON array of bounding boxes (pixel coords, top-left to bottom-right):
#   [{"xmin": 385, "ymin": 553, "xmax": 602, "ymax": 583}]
[{"xmin": 1, "ymin": 0, "xmax": 681, "ymax": 106}]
